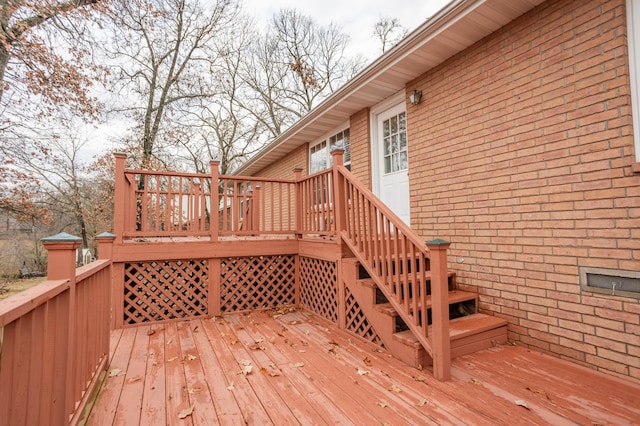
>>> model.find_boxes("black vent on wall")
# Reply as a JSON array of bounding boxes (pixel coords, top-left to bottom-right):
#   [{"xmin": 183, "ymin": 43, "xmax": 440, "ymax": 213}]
[{"xmin": 580, "ymin": 267, "xmax": 640, "ymax": 298}]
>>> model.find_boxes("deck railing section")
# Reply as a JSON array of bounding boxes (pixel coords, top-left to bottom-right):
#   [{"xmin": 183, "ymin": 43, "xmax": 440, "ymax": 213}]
[
  {"xmin": 296, "ymin": 169, "xmax": 335, "ymax": 235},
  {"xmin": 0, "ymin": 233, "xmax": 114, "ymax": 425},
  {"xmin": 115, "ymin": 154, "xmax": 297, "ymax": 239}
]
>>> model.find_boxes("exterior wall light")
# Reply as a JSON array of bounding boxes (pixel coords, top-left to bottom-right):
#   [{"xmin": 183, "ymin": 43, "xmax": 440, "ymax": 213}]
[{"xmin": 409, "ymin": 89, "xmax": 422, "ymax": 105}]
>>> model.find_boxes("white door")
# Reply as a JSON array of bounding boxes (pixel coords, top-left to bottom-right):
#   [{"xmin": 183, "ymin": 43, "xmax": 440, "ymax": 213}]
[{"xmin": 373, "ymin": 103, "xmax": 410, "ymax": 225}]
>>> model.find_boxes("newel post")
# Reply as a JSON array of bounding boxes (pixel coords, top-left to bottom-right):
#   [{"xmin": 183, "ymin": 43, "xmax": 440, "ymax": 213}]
[
  {"xmin": 331, "ymin": 149, "xmax": 346, "ymax": 235},
  {"xmin": 426, "ymin": 238, "xmax": 451, "ymax": 381},
  {"xmin": 41, "ymin": 232, "xmax": 82, "ymax": 416},
  {"xmin": 210, "ymin": 160, "xmax": 220, "ymax": 241},
  {"xmin": 114, "ymin": 153, "xmax": 127, "ymax": 244},
  {"xmin": 293, "ymin": 166, "xmax": 304, "ymax": 237},
  {"xmin": 96, "ymin": 232, "xmax": 116, "ymax": 260}
]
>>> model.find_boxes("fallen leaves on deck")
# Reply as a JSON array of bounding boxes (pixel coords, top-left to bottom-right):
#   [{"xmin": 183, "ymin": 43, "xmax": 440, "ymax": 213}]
[
  {"xmin": 177, "ymin": 405, "xmax": 194, "ymax": 419},
  {"xmin": 108, "ymin": 368, "xmax": 124, "ymax": 377},
  {"xmin": 184, "ymin": 354, "xmax": 197, "ymax": 361},
  {"xmin": 389, "ymin": 384, "xmax": 402, "ymax": 393},
  {"xmin": 526, "ymin": 386, "xmax": 551, "ymax": 400},
  {"xmin": 293, "ymin": 362, "xmax": 305, "ymax": 368},
  {"xmin": 227, "ymin": 381, "xmax": 234, "ymax": 390},
  {"xmin": 377, "ymin": 401, "xmax": 389, "ymax": 408},
  {"xmin": 188, "ymin": 387, "xmax": 201, "ymax": 394},
  {"xmin": 514, "ymin": 399, "xmax": 530, "ymax": 410},
  {"xmin": 239, "ymin": 360, "xmax": 253, "ymax": 376},
  {"xmin": 146, "ymin": 329, "xmax": 156, "ymax": 336},
  {"xmin": 413, "ymin": 375, "xmax": 427, "ymax": 382},
  {"xmin": 363, "ymin": 356, "xmax": 372, "ymax": 366},
  {"xmin": 126, "ymin": 376, "xmax": 142, "ymax": 384},
  {"xmin": 469, "ymin": 377, "xmax": 481, "ymax": 385},
  {"xmin": 357, "ymin": 368, "xmax": 370, "ymax": 376}
]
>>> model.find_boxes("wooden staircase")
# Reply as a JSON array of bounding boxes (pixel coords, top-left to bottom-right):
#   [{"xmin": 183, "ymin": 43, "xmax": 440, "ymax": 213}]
[{"xmin": 343, "ymin": 257, "xmax": 508, "ymax": 368}]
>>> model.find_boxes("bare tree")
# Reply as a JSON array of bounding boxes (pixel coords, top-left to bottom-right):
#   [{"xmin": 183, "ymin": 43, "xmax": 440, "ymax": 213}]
[
  {"xmin": 105, "ymin": 0, "xmax": 240, "ymax": 169},
  {"xmin": 242, "ymin": 8, "xmax": 365, "ymax": 139},
  {"xmin": 373, "ymin": 16, "xmax": 408, "ymax": 53}
]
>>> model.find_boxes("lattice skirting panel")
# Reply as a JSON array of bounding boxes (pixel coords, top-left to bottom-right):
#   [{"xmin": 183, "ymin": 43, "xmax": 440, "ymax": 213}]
[
  {"xmin": 220, "ymin": 256, "xmax": 296, "ymax": 313},
  {"xmin": 345, "ymin": 286, "xmax": 383, "ymax": 346},
  {"xmin": 124, "ymin": 260, "xmax": 208, "ymax": 325},
  {"xmin": 299, "ymin": 256, "xmax": 338, "ymax": 323}
]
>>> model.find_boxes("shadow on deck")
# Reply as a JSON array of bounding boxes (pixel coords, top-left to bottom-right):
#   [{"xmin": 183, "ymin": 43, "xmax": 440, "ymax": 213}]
[{"xmin": 89, "ymin": 309, "xmax": 640, "ymax": 425}]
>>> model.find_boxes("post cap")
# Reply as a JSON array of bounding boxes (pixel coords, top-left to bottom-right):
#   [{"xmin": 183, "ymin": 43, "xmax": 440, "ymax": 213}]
[
  {"xmin": 425, "ymin": 238, "xmax": 450, "ymax": 246},
  {"xmin": 41, "ymin": 232, "xmax": 82, "ymax": 243},
  {"xmin": 96, "ymin": 232, "xmax": 116, "ymax": 240}
]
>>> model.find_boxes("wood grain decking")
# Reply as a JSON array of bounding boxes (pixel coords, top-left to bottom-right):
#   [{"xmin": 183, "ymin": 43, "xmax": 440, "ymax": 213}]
[{"xmin": 88, "ymin": 310, "xmax": 640, "ymax": 425}]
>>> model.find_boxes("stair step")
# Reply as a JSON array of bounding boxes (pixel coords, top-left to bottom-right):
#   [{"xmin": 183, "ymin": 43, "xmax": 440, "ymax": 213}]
[
  {"xmin": 374, "ymin": 290, "xmax": 478, "ymax": 316},
  {"xmin": 392, "ymin": 313, "xmax": 508, "ymax": 347}
]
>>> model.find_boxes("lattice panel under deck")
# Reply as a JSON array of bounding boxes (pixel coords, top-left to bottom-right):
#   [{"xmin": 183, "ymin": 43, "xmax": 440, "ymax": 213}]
[
  {"xmin": 124, "ymin": 260, "xmax": 208, "ymax": 324},
  {"xmin": 299, "ymin": 257, "xmax": 338, "ymax": 323},
  {"xmin": 345, "ymin": 287, "xmax": 382, "ymax": 345},
  {"xmin": 220, "ymin": 256, "xmax": 295, "ymax": 313}
]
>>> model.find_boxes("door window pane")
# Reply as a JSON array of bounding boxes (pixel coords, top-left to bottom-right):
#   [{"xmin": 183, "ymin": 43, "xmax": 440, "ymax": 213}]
[{"xmin": 382, "ymin": 111, "xmax": 408, "ymax": 174}]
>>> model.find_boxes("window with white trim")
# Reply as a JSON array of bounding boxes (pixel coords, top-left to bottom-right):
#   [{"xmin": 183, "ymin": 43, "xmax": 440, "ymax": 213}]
[
  {"xmin": 627, "ymin": 0, "xmax": 640, "ymax": 162},
  {"xmin": 309, "ymin": 128, "xmax": 351, "ymax": 173}
]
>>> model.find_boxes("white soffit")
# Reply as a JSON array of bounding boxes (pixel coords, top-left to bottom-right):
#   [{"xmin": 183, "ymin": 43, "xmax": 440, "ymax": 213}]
[{"xmin": 236, "ymin": 0, "xmax": 545, "ymax": 176}]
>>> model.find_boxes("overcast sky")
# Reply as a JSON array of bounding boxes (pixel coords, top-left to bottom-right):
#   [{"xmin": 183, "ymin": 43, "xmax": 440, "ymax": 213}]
[{"xmin": 242, "ymin": 0, "xmax": 452, "ymax": 62}]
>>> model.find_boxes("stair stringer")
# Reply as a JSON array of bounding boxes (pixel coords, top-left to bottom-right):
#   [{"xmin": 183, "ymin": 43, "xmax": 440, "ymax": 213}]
[{"xmin": 340, "ymin": 231, "xmax": 434, "ymax": 359}]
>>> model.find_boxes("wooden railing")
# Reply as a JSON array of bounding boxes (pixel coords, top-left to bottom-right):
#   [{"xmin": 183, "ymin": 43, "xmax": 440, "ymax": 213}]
[
  {"xmin": 114, "ymin": 154, "xmax": 297, "ymax": 240},
  {"xmin": 0, "ymin": 233, "xmax": 114, "ymax": 424},
  {"xmin": 297, "ymin": 168, "xmax": 335, "ymax": 235},
  {"xmin": 330, "ymin": 150, "xmax": 452, "ymax": 380}
]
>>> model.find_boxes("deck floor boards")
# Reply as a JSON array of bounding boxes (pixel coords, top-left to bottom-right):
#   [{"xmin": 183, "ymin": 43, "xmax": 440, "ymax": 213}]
[{"xmin": 89, "ymin": 310, "xmax": 640, "ymax": 425}]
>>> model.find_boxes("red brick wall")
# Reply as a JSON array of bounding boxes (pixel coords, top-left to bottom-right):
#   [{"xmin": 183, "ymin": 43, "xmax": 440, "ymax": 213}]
[
  {"xmin": 349, "ymin": 108, "xmax": 372, "ymax": 187},
  {"xmin": 255, "ymin": 144, "xmax": 308, "ymax": 179},
  {"xmin": 407, "ymin": 0, "xmax": 639, "ymax": 380}
]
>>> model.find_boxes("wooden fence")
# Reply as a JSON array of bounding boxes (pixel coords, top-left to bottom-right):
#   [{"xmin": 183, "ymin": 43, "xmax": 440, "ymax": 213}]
[{"xmin": 0, "ymin": 233, "xmax": 114, "ymax": 425}]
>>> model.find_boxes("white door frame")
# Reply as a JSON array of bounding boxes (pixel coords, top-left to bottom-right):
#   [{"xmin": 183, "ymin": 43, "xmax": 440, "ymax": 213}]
[{"xmin": 370, "ymin": 91, "xmax": 406, "ymax": 196}]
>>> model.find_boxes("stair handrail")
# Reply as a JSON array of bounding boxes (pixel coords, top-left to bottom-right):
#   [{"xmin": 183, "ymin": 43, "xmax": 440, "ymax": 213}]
[{"xmin": 330, "ymin": 149, "xmax": 451, "ymax": 380}]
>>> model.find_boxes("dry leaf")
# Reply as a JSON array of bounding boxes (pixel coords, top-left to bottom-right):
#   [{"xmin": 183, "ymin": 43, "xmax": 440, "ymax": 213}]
[
  {"xmin": 376, "ymin": 401, "xmax": 389, "ymax": 408},
  {"xmin": 260, "ymin": 367, "xmax": 268, "ymax": 375},
  {"xmin": 268, "ymin": 371, "xmax": 281, "ymax": 377},
  {"xmin": 526, "ymin": 386, "xmax": 551, "ymax": 400},
  {"xmin": 185, "ymin": 354, "xmax": 197, "ymax": 361},
  {"xmin": 230, "ymin": 339, "xmax": 238, "ymax": 345},
  {"xmin": 363, "ymin": 357, "xmax": 372, "ymax": 366},
  {"xmin": 188, "ymin": 387, "xmax": 201, "ymax": 394},
  {"xmin": 126, "ymin": 376, "xmax": 142, "ymax": 384},
  {"xmin": 167, "ymin": 356, "xmax": 178, "ymax": 362},
  {"xmin": 469, "ymin": 377, "xmax": 481, "ymax": 385},
  {"xmin": 514, "ymin": 400, "xmax": 530, "ymax": 410},
  {"xmin": 227, "ymin": 381, "xmax": 235, "ymax": 390},
  {"xmin": 328, "ymin": 340, "xmax": 340, "ymax": 346},
  {"xmin": 249, "ymin": 344, "xmax": 266, "ymax": 351},
  {"xmin": 389, "ymin": 384, "xmax": 401, "ymax": 393},
  {"xmin": 417, "ymin": 398, "xmax": 428, "ymax": 407},
  {"xmin": 241, "ymin": 365, "xmax": 253, "ymax": 376},
  {"xmin": 108, "ymin": 368, "xmax": 122, "ymax": 377},
  {"xmin": 192, "ymin": 325, "xmax": 199, "ymax": 332},
  {"xmin": 146, "ymin": 329, "xmax": 156, "ymax": 336},
  {"xmin": 269, "ymin": 337, "xmax": 276, "ymax": 344},
  {"xmin": 417, "ymin": 364, "xmax": 423, "ymax": 371},
  {"xmin": 413, "ymin": 375, "xmax": 426, "ymax": 382},
  {"xmin": 293, "ymin": 362, "xmax": 304, "ymax": 368},
  {"xmin": 177, "ymin": 405, "xmax": 194, "ymax": 419},
  {"xmin": 255, "ymin": 338, "xmax": 264, "ymax": 343},
  {"xmin": 166, "ymin": 339, "xmax": 173, "ymax": 345},
  {"xmin": 357, "ymin": 368, "xmax": 370, "ymax": 376}
]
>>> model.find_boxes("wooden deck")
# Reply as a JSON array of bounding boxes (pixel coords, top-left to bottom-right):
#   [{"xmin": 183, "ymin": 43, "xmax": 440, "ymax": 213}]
[{"xmin": 88, "ymin": 310, "xmax": 640, "ymax": 425}]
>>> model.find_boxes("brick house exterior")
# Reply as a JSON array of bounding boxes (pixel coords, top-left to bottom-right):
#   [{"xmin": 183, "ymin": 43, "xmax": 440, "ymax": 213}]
[{"xmin": 237, "ymin": 0, "xmax": 640, "ymax": 381}]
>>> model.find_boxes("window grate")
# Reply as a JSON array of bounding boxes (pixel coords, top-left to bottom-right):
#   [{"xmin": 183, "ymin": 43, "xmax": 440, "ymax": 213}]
[{"xmin": 580, "ymin": 267, "xmax": 640, "ymax": 298}]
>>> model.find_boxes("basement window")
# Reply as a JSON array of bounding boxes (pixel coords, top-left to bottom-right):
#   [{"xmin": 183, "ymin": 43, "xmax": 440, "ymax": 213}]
[{"xmin": 579, "ymin": 267, "xmax": 640, "ymax": 299}]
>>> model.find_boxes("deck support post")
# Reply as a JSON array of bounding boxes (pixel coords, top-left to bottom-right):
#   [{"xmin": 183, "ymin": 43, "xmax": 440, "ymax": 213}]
[
  {"xmin": 41, "ymin": 233, "xmax": 82, "ymax": 418},
  {"xmin": 293, "ymin": 167, "xmax": 304, "ymax": 238},
  {"xmin": 114, "ymin": 153, "xmax": 127, "ymax": 244},
  {"xmin": 426, "ymin": 238, "xmax": 451, "ymax": 381},
  {"xmin": 210, "ymin": 160, "xmax": 220, "ymax": 241}
]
